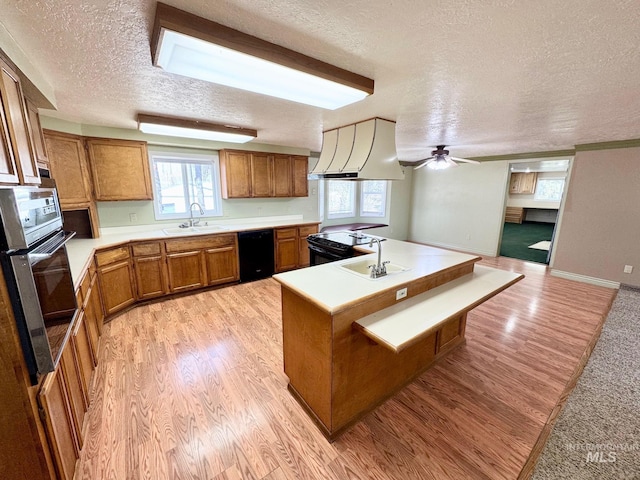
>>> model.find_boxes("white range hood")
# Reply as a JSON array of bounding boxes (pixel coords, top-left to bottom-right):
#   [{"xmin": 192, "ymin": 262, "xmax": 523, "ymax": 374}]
[{"xmin": 311, "ymin": 117, "xmax": 405, "ymax": 180}]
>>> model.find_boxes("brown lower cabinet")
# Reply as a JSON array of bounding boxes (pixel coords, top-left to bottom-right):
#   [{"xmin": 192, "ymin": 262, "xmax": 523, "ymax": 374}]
[
  {"xmin": 132, "ymin": 241, "xmax": 168, "ymax": 300},
  {"xmin": 166, "ymin": 234, "xmax": 239, "ymax": 292},
  {"xmin": 39, "ymin": 367, "xmax": 79, "ymax": 480},
  {"xmin": 38, "ymin": 265, "xmax": 102, "ymax": 480},
  {"xmin": 95, "ymin": 246, "xmax": 135, "ymax": 317},
  {"xmin": 275, "ymin": 224, "xmax": 318, "ymax": 272}
]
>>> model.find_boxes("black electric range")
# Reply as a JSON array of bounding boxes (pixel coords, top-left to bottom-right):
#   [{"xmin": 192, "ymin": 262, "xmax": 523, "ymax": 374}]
[{"xmin": 307, "ymin": 231, "xmax": 375, "ymax": 265}]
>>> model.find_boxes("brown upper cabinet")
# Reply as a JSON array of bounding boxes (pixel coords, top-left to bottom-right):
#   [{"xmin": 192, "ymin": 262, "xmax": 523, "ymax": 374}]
[
  {"xmin": 26, "ymin": 98, "xmax": 49, "ymax": 170},
  {"xmin": 220, "ymin": 149, "xmax": 309, "ymax": 199},
  {"xmin": 0, "ymin": 59, "xmax": 40, "ymax": 185},
  {"xmin": 44, "ymin": 130, "xmax": 93, "ymax": 206},
  {"xmin": 85, "ymin": 138, "xmax": 153, "ymax": 201},
  {"xmin": 509, "ymin": 172, "xmax": 538, "ymax": 195},
  {"xmin": 292, "ymin": 155, "xmax": 309, "ymax": 197}
]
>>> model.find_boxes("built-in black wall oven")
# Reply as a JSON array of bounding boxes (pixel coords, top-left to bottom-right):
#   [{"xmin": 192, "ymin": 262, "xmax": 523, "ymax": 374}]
[{"xmin": 0, "ymin": 186, "xmax": 76, "ymax": 384}]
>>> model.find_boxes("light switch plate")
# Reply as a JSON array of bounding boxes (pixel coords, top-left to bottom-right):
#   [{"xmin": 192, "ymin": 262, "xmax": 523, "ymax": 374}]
[
  {"xmin": 624, "ymin": 265, "xmax": 633, "ymax": 274},
  {"xmin": 396, "ymin": 287, "xmax": 407, "ymax": 300}
]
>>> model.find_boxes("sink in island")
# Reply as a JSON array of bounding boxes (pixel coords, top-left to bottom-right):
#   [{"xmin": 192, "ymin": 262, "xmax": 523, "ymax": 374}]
[{"xmin": 272, "ymin": 239, "xmax": 523, "ymax": 440}]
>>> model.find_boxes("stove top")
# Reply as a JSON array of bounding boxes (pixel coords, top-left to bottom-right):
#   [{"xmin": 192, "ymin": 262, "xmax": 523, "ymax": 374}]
[{"xmin": 307, "ymin": 231, "xmax": 373, "ymax": 253}]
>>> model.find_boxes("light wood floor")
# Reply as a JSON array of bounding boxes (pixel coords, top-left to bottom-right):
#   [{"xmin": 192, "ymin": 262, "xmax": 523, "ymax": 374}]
[{"xmin": 76, "ymin": 257, "xmax": 616, "ymax": 479}]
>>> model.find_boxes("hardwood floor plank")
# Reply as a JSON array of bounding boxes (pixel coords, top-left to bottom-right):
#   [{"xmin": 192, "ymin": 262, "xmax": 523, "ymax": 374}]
[{"xmin": 75, "ymin": 256, "xmax": 616, "ymax": 479}]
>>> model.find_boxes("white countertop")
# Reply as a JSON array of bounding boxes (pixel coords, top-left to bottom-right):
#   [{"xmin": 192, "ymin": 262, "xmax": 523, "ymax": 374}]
[
  {"xmin": 65, "ymin": 215, "xmax": 320, "ymax": 287},
  {"xmin": 272, "ymin": 239, "xmax": 481, "ymax": 315}
]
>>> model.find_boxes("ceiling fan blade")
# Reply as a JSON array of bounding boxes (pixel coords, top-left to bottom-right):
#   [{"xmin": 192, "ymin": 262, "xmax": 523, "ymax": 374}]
[
  {"xmin": 414, "ymin": 158, "xmax": 436, "ymax": 170},
  {"xmin": 446, "ymin": 158, "xmax": 459, "ymax": 168},
  {"xmin": 398, "ymin": 156, "xmax": 433, "ymax": 168},
  {"xmin": 449, "ymin": 156, "xmax": 480, "ymax": 164}
]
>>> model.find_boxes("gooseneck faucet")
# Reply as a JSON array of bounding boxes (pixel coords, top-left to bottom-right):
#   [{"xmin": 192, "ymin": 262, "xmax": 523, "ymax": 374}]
[
  {"xmin": 368, "ymin": 237, "xmax": 390, "ymax": 278},
  {"xmin": 188, "ymin": 202, "xmax": 204, "ymax": 227}
]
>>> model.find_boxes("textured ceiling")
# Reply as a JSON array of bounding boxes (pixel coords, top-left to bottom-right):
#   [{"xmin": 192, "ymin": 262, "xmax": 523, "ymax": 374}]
[{"xmin": 1, "ymin": 0, "xmax": 639, "ymax": 159}]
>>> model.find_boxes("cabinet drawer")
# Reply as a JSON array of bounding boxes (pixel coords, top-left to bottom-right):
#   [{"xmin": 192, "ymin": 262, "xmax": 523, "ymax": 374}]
[
  {"xmin": 165, "ymin": 233, "xmax": 236, "ymax": 253},
  {"xmin": 299, "ymin": 225, "xmax": 318, "ymax": 237},
  {"xmin": 131, "ymin": 242, "xmax": 162, "ymax": 257},
  {"xmin": 276, "ymin": 228, "xmax": 297, "ymax": 240},
  {"xmin": 95, "ymin": 246, "xmax": 130, "ymax": 266}
]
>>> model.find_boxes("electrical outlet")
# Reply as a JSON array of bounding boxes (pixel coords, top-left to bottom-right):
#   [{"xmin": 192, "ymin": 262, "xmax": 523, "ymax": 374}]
[
  {"xmin": 129, "ymin": 213, "xmax": 137, "ymax": 223},
  {"xmin": 624, "ymin": 265, "xmax": 633, "ymax": 274},
  {"xmin": 396, "ymin": 287, "xmax": 407, "ymax": 300}
]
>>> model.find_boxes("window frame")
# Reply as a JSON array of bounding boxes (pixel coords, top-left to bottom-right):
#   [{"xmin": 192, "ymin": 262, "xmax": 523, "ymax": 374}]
[
  {"xmin": 148, "ymin": 149, "xmax": 224, "ymax": 221},
  {"xmin": 359, "ymin": 180, "xmax": 388, "ymax": 218},
  {"xmin": 326, "ymin": 180, "xmax": 357, "ymax": 219}
]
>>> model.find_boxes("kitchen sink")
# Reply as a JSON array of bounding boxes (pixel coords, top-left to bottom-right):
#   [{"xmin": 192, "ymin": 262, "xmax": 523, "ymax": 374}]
[
  {"xmin": 163, "ymin": 225, "xmax": 230, "ymax": 235},
  {"xmin": 338, "ymin": 259, "xmax": 409, "ymax": 278}
]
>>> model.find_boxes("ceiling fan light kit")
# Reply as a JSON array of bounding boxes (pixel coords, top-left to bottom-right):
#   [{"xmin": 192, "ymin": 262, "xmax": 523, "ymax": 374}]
[
  {"xmin": 402, "ymin": 145, "xmax": 480, "ymax": 170},
  {"xmin": 137, "ymin": 114, "xmax": 257, "ymax": 143},
  {"xmin": 150, "ymin": 3, "xmax": 374, "ymax": 110}
]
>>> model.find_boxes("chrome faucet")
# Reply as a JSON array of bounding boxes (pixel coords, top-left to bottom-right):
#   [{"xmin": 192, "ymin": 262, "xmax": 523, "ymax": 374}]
[
  {"xmin": 368, "ymin": 238, "xmax": 390, "ymax": 278},
  {"xmin": 188, "ymin": 202, "xmax": 204, "ymax": 226}
]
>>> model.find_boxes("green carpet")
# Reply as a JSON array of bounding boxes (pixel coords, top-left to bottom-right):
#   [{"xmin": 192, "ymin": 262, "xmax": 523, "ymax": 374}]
[{"xmin": 500, "ymin": 221, "xmax": 555, "ymax": 264}]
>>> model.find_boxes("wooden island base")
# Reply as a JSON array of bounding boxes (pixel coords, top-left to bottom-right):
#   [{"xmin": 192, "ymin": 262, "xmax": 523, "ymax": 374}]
[
  {"xmin": 280, "ymin": 262, "xmax": 523, "ymax": 441},
  {"xmin": 286, "ymin": 312, "xmax": 467, "ymax": 441}
]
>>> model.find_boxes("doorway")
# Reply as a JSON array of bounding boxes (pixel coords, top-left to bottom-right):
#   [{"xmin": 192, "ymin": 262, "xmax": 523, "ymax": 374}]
[{"xmin": 499, "ymin": 159, "xmax": 570, "ymax": 264}]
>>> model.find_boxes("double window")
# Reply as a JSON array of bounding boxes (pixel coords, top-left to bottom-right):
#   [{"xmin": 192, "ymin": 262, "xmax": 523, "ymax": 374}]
[
  {"xmin": 149, "ymin": 149, "xmax": 223, "ymax": 220},
  {"xmin": 534, "ymin": 177, "xmax": 565, "ymax": 202},
  {"xmin": 326, "ymin": 180, "xmax": 388, "ymax": 219}
]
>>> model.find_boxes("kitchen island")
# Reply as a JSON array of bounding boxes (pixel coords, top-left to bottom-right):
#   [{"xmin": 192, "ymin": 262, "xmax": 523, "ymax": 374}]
[{"xmin": 273, "ymin": 240, "xmax": 523, "ymax": 440}]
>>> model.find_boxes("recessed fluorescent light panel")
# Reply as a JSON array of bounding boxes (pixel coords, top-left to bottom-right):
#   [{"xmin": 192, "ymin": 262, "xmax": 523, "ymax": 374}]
[
  {"xmin": 151, "ymin": 3, "xmax": 374, "ymax": 110},
  {"xmin": 137, "ymin": 114, "xmax": 257, "ymax": 143}
]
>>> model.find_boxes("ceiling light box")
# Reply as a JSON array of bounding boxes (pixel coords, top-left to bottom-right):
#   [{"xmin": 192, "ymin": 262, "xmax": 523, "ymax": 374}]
[
  {"xmin": 137, "ymin": 114, "xmax": 257, "ymax": 143},
  {"xmin": 150, "ymin": 2, "xmax": 374, "ymax": 110}
]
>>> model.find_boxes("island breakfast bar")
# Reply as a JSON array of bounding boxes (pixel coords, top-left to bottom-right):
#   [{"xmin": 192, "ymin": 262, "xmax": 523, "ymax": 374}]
[{"xmin": 273, "ymin": 240, "xmax": 524, "ymax": 440}]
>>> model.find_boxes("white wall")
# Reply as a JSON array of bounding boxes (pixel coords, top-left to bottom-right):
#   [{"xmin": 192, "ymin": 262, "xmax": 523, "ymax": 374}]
[{"xmin": 408, "ymin": 161, "xmax": 509, "ymax": 256}]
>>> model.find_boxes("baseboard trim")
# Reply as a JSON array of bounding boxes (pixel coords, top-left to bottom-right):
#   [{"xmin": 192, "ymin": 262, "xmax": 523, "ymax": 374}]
[
  {"xmin": 411, "ymin": 239, "xmax": 497, "ymax": 258},
  {"xmin": 550, "ymin": 270, "xmax": 620, "ymax": 289}
]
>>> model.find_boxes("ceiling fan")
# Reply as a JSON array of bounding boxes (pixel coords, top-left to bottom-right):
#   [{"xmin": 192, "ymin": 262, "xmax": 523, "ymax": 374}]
[{"xmin": 399, "ymin": 145, "xmax": 480, "ymax": 170}]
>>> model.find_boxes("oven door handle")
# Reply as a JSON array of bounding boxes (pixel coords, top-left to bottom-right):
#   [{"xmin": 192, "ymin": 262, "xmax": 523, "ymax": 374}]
[{"xmin": 27, "ymin": 231, "xmax": 76, "ymax": 265}]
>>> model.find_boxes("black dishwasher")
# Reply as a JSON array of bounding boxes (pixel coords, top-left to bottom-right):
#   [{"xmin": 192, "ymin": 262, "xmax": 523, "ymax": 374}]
[{"xmin": 238, "ymin": 229, "xmax": 275, "ymax": 282}]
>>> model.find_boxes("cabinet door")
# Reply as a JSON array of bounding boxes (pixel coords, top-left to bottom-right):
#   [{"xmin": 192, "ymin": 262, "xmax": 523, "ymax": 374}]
[
  {"xmin": 292, "ymin": 156, "xmax": 309, "ymax": 197},
  {"xmin": 250, "ymin": 152, "xmax": 273, "ymax": 197},
  {"xmin": 26, "ymin": 98, "xmax": 49, "ymax": 169},
  {"xmin": 0, "ymin": 89, "xmax": 19, "ymax": 183},
  {"xmin": 59, "ymin": 337, "xmax": 86, "ymax": 449},
  {"xmin": 166, "ymin": 250, "xmax": 206, "ymax": 292},
  {"xmin": 39, "ymin": 369, "xmax": 79, "ymax": 480},
  {"xmin": 0, "ymin": 60, "xmax": 40, "ymax": 184},
  {"xmin": 44, "ymin": 130, "xmax": 93, "ymax": 205},
  {"xmin": 205, "ymin": 246, "xmax": 239, "ymax": 286},
  {"xmin": 83, "ymin": 279, "xmax": 100, "ymax": 365},
  {"xmin": 72, "ymin": 309, "xmax": 95, "ymax": 400},
  {"xmin": 508, "ymin": 173, "xmax": 521, "ymax": 194},
  {"xmin": 273, "ymin": 154, "xmax": 292, "ymax": 197},
  {"xmin": 520, "ymin": 172, "xmax": 538, "ymax": 194},
  {"xmin": 220, "ymin": 150, "xmax": 251, "ymax": 198},
  {"xmin": 297, "ymin": 225, "xmax": 318, "ymax": 268},
  {"xmin": 97, "ymin": 260, "xmax": 135, "ymax": 316},
  {"xmin": 86, "ymin": 138, "xmax": 152, "ymax": 200},
  {"xmin": 88, "ymin": 271, "xmax": 104, "ymax": 336},
  {"xmin": 133, "ymin": 255, "xmax": 168, "ymax": 299},
  {"xmin": 275, "ymin": 228, "xmax": 298, "ymax": 273}
]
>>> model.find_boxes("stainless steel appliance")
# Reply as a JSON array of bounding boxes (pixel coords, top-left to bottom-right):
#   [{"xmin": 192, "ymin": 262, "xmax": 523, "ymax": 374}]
[
  {"xmin": 0, "ymin": 186, "xmax": 76, "ymax": 384},
  {"xmin": 307, "ymin": 231, "xmax": 375, "ymax": 265}
]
